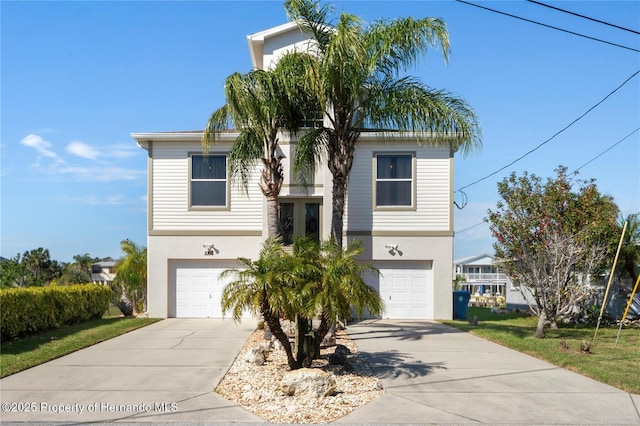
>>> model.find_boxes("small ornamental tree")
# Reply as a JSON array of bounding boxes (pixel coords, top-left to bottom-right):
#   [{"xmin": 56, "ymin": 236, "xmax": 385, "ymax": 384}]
[
  {"xmin": 486, "ymin": 167, "xmax": 618, "ymax": 338},
  {"xmin": 221, "ymin": 238, "xmax": 382, "ymax": 369}
]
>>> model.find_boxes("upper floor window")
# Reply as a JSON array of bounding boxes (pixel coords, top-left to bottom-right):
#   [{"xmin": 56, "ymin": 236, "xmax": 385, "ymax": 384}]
[
  {"xmin": 191, "ymin": 154, "xmax": 227, "ymax": 208},
  {"xmin": 375, "ymin": 153, "xmax": 414, "ymax": 207}
]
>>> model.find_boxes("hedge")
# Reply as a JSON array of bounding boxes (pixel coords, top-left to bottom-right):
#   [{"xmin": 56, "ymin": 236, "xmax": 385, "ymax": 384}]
[{"xmin": 0, "ymin": 284, "xmax": 112, "ymax": 340}]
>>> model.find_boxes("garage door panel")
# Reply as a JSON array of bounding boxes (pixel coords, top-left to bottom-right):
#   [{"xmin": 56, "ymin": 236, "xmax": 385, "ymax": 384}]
[
  {"xmin": 171, "ymin": 261, "xmax": 245, "ymax": 319},
  {"xmin": 379, "ymin": 261, "xmax": 433, "ymax": 320}
]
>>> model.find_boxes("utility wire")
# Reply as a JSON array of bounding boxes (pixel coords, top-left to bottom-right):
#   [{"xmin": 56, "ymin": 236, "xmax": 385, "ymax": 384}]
[
  {"xmin": 455, "ymin": 220, "xmax": 486, "ymax": 235},
  {"xmin": 574, "ymin": 127, "xmax": 640, "ymax": 172},
  {"xmin": 456, "ymin": 68, "xmax": 640, "ymax": 193},
  {"xmin": 527, "ymin": 0, "xmax": 640, "ymax": 36},
  {"xmin": 455, "ymin": 0, "xmax": 640, "ymax": 53}
]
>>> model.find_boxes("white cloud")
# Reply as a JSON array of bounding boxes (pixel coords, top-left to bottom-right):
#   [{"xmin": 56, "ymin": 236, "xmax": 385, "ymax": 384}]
[
  {"xmin": 66, "ymin": 141, "xmax": 102, "ymax": 159},
  {"xmin": 20, "ymin": 134, "xmax": 58, "ymax": 158},
  {"xmin": 63, "ymin": 194, "xmax": 126, "ymax": 206}
]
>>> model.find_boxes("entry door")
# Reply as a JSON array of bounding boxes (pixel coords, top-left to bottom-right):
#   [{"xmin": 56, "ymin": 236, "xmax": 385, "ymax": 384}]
[{"xmin": 279, "ymin": 200, "xmax": 321, "ymax": 245}]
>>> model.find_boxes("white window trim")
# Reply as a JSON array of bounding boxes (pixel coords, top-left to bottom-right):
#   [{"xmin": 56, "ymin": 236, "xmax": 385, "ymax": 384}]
[
  {"xmin": 189, "ymin": 153, "xmax": 230, "ymax": 211},
  {"xmin": 372, "ymin": 152, "xmax": 416, "ymax": 211}
]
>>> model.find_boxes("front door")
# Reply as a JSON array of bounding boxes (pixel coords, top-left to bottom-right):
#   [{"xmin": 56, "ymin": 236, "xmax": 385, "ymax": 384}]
[{"xmin": 279, "ymin": 200, "xmax": 321, "ymax": 245}]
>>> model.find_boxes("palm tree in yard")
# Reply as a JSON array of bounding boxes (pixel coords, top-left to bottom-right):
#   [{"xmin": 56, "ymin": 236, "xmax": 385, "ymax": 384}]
[
  {"xmin": 114, "ymin": 239, "xmax": 147, "ymax": 316},
  {"xmin": 285, "ymin": 0, "xmax": 482, "ymax": 247},
  {"xmin": 221, "ymin": 237, "xmax": 382, "ymax": 369},
  {"xmin": 220, "ymin": 239, "xmax": 300, "ymax": 369},
  {"xmin": 292, "ymin": 237, "xmax": 383, "ymax": 366},
  {"xmin": 203, "ymin": 53, "xmax": 320, "ymax": 238}
]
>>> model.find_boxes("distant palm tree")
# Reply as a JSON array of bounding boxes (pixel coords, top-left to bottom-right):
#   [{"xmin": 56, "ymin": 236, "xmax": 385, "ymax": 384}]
[
  {"xmin": 285, "ymin": 0, "xmax": 482, "ymax": 247},
  {"xmin": 72, "ymin": 253, "xmax": 95, "ymax": 278},
  {"xmin": 114, "ymin": 240, "xmax": 147, "ymax": 316},
  {"xmin": 203, "ymin": 53, "xmax": 320, "ymax": 238}
]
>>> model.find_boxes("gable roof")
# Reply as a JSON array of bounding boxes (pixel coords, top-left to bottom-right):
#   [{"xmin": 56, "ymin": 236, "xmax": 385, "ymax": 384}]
[{"xmin": 454, "ymin": 253, "xmax": 495, "ymax": 266}]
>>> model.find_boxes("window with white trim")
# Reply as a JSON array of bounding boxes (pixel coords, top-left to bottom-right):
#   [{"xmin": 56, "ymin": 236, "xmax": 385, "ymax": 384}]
[
  {"xmin": 375, "ymin": 154, "xmax": 413, "ymax": 207},
  {"xmin": 190, "ymin": 154, "xmax": 227, "ymax": 208}
]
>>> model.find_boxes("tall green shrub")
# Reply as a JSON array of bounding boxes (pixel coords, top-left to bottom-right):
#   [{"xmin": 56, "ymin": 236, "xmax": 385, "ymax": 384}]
[{"xmin": 0, "ymin": 284, "xmax": 112, "ymax": 340}]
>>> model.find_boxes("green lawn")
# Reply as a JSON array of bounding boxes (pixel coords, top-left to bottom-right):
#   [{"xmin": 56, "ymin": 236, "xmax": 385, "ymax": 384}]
[
  {"xmin": 442, "ymin": 307, "xmax": 640, "ymax": 393},
  {"xmin": 0, "ymin": 315, "xmax": 160, "ymax": 378}
]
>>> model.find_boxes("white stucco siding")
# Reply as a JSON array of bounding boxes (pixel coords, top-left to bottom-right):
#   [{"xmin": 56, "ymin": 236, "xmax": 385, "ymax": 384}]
[
  {"xmin": 150, "ymin": 142, "xmax": 263, "ymax": 231},
  {"xmin": 346, "ymin": 143, "xmax": 452, "ymax": 232}
]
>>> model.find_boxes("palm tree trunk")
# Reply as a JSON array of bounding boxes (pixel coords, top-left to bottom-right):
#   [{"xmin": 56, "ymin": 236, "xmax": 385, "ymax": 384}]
[
  {"xmin": 266, "ymin": 195, "xmax": 280, "ymax": 239},
  {"xmin": 330, "ymin": 175, "xmax": 347, "ymax": 248},
  {"xmin": 261, "ymin": 297, "xmax": 300, "ymax": 369}
]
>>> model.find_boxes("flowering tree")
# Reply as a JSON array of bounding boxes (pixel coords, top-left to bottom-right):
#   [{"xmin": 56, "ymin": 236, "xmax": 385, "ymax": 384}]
[{"xmin": 487, "ymin": 167, "xmax": 618, "ymax": 338}]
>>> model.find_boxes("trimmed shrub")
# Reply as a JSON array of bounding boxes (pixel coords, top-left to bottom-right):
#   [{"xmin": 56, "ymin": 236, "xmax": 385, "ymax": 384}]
[{"xmin": 0, "ymin": 284, "xmax": 112, "ymax": 340}]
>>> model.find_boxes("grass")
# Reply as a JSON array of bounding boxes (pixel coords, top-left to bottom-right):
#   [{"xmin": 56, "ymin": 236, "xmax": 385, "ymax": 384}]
[
  {"xmin": 0, "ymin": 313, "xmax": 160, "ymax": 378},
  {"xmin": 442, "ymin": 307, "xmax": 640, "ymax": 394}
]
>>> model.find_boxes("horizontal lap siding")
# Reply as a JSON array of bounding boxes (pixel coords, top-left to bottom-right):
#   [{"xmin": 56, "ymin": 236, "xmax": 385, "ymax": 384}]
[
  {"xmin": 346, "ymin": 144, "xmax": 451, "ymax": 232},
  {"xmin": 151, "ymin": 142, "xmax": 263, "ymax": 231}
]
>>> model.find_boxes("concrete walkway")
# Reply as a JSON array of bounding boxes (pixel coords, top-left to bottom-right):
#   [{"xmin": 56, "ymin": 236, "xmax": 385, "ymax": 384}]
[
  {"xmin": 1, "ymin": 319, "xmax": 639, "ymax": 424},
  {"xmin": 337, "ymin": 320, "xmax": 640, "ymax": 425},
  {"xmin": 0, "ymin": 319, "xmax": 262, "ymax": 423}
]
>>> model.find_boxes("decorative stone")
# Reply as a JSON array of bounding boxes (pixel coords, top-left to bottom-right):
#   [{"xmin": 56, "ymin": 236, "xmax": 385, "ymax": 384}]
[
  {"xmin": 244, "ymin": 342, "xmax": 271, "ymax": 365},
  {"xmin": 280, "ymin": 368, "xmax": 336, "ymax": 398},
  {"xmin": 328, "ymin": 344, "xmax": 350, "ymax": 365}
]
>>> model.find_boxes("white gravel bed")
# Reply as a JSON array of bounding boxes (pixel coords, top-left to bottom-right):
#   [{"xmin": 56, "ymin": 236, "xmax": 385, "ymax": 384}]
[{"xmin": 215, "ymin": 327, "xmax": 384, "ymax": 423}]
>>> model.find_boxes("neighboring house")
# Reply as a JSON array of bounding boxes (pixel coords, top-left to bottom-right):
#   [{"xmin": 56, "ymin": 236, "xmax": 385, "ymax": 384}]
[
  {"xmin": 90, "ymin": 260, "xmax": 117, "ymax": 286},
  {"xmin": 454, "ymin": 253, "xmax": 535, "ymax": 310},
  {"xmin": 454, "ymin": 254, "xmax": 511, "ymax": 306},
  {"xmin": 131, "ymin": 21, "xmax": 457, "ymax": 320}
]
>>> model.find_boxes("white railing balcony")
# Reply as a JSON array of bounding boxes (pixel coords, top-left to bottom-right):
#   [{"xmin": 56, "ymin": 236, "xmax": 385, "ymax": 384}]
[{"xmin": 461, "ymin": 273, "xmax": 509, "ymax": 283}]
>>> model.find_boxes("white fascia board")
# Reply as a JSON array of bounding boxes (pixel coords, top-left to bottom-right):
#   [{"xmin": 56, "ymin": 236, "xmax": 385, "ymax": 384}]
[
  {"xmin": 131, "ymin": 131, "xmax": 238, "ymax": 150},
  {"xmin": 247, "ymin": 21, "xmax": 304, "ymax": 70}
]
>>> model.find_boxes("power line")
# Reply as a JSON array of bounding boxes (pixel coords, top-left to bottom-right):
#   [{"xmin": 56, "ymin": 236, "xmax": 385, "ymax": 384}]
[
  {"xmin": 574, "ymin": 127, "xmax": 640, "ymax": 172},
  {"xmin": 455, "ymin": 0, "xmax": 640, "ymax": 53},
  {"xmin": 526, "ymin": 0, "xmax": 640, "ymax": 36},
  {"xmin": 456, "ymin": 68, "xmax": 640, "ymax": 193},
  {"xmin": 455, "ymin": 220, "xmax": 486, "ymax": 235}
]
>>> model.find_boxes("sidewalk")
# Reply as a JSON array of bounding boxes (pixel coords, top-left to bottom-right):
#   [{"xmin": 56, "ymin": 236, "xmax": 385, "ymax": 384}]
[
  {"xmin": 0, "ymin": 319, "xmax": 262, "ymax": 423},
  {"xmin": 337, "ymin": 320, "xmax": 640, "ymax": 425}
]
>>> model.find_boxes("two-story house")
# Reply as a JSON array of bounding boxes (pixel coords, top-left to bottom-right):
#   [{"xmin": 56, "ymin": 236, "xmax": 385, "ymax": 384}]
[{"xmin": 132, "ymin": 22, "xmax": 457, "ymax": 320}]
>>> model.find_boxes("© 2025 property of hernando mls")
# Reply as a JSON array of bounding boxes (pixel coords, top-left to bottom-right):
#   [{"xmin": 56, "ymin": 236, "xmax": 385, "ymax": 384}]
[{"xmin": 131, "ymin": 21, "xmax": 460, "ymax": 320}]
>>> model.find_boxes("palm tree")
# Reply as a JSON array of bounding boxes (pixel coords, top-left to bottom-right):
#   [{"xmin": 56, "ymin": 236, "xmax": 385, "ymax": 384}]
[
  {"xmin": 114, "ymin": 239, "xmax": 147, "ymax": 316},
  {"xmin": 285, "ymin": 0, "xmax": 482, "ymax": 247},
  {"xmin": 203, "ymin": 53, "xmax": 320, "ymax": 238},
  {"xmin": 295, "ymin": 237, "xmax": 383, "ymax": 365},
  {"xmin": 72, "ymin": 253, "xmax": 95, "ymax": 278},
  {"xmin": 220, "ymin": 239, "xmax": 300, "ymax": 369}
]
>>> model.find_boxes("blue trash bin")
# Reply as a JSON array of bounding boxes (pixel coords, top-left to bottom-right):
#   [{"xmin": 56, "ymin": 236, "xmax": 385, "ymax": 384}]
[{"xmin": 453, "ymin": 290, "xmax": 470, "ymax": 320}]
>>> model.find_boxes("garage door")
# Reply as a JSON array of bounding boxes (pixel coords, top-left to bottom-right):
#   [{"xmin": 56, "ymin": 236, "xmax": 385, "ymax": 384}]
[
  {"xmin": 171, "ymin": 261, "xmax": 244, "ymax": 318},
  {"xmin": 379, "ymin": 262, "xmax": 433, "ymax": 319}
]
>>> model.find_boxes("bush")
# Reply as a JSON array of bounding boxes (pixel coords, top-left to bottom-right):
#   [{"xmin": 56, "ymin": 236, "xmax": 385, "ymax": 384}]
[{"xmin": 0, "ymin": 284, "xmax": 112, "ymax": 340}]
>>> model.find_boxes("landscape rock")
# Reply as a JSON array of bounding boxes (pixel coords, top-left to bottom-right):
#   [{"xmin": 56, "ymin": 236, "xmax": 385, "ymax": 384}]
[
  {"xmin": 244, "ymin": 342, "xmax": 271, "ymax": 365},
  {"xmin": 281, "ymin": 368, "xmax": 337, "ymax": 398}
]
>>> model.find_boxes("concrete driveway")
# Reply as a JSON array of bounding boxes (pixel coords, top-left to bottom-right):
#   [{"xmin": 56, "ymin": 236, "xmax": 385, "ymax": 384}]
[
  {"xmin": 2, "ymin": 319, "xmax": 639, "ymax": 424},
  {"xmin": 337, "ymin": 320, "xmax": 640, "ymax": 425},
  {"xmin": 0, "ymin": 319, "xmax": 262, "ymax": 423}
]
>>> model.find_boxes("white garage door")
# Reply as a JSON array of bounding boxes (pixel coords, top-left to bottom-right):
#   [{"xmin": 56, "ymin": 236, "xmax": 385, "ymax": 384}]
[
  {"xmin": 379, "ymin": 262, "xmax": 433, "ymax": 319},
  {"xmin": 171, "ymin": 261, "xmax": 245, "ymax": 318}
]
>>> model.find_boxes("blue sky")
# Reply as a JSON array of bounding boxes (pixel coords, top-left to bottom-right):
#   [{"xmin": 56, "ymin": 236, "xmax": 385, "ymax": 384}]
[{"xmin": 2, "ymin": 0, "xmax": 639, "ymax": 263}]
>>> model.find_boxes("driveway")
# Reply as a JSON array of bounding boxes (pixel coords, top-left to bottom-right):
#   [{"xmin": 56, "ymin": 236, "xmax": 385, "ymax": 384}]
[
  {"xmin": 337, "ymin": 320, "xmax": 640, "ymax": 425},
  {"xmin": 0, "ymin": 319, "xmax": 262, "ymax": 423}
]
